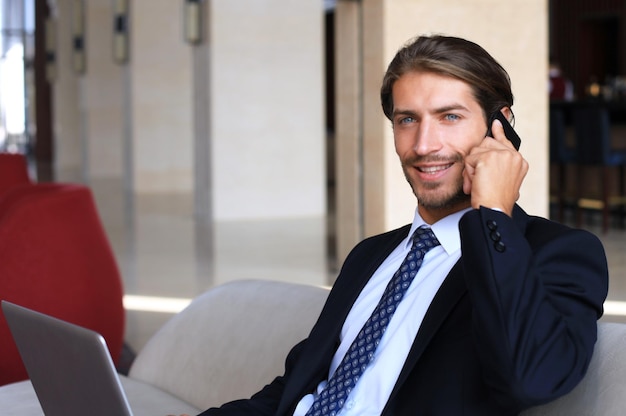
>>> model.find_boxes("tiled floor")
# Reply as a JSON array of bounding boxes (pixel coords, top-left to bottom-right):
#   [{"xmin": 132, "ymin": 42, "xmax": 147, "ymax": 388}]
[
  {"xmin": 92, "ymin": 182, "xmax": 626, "ymax": 353},
  {"xmin": 92, "ymin": 181, "xmax": 331, "ymax": 353}
]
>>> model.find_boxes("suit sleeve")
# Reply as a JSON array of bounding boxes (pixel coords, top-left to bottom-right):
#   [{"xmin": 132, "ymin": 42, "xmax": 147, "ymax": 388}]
[{"xmin": 459, "ymin": 207, "xmax": 608, "ymax": 408}]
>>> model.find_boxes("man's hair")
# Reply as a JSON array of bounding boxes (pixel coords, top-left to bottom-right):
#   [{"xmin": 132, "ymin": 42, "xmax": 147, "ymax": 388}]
[{"xmin": 380, "ymin": 35, "xmax": 514, "ymax": 122}]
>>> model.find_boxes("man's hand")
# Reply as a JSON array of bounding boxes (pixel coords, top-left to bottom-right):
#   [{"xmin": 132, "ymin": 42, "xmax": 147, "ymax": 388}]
[{"xmin": 462, "ymin": 118, "xmax": 529, "ymax": 216}]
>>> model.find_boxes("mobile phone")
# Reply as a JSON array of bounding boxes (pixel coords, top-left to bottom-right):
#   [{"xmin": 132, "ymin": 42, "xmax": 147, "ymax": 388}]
[{"xmin": 486, "ymin": 111, "xmax": 521, "ymax": 150}]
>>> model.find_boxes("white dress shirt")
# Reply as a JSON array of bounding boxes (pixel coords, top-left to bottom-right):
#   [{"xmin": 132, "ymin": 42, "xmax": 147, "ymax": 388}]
[{"xmin": 293, "ymin": 208, "xmax": 470, "ymax": 416}]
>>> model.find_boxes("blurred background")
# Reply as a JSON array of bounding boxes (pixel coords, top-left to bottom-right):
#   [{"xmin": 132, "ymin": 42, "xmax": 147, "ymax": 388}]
[{"xmin": 1, "ymin": 0, "xmax": 625, "ymax": 354}]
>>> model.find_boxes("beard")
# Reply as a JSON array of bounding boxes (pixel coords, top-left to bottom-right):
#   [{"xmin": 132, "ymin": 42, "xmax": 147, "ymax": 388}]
[
  {"xmin": 414, "ymin": 179, "xmax": 470, "ymax": 210},
  {"xmin": 401, "ymin": 154, "xmax": 471, "ymax": 210}
]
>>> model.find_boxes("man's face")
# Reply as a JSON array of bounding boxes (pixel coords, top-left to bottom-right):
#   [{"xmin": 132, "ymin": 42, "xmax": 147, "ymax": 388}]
[{"xmin": 391, "ymin": 71, "xmax": 488, "ymax": 223}]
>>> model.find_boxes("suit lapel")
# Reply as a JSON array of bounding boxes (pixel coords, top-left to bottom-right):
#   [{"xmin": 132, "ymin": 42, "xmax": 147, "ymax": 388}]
[
  {"xmin": 387, "ymin": 260, "xmax": 467, "ymax": 401},
  {"xmin": 277, "ymin": 225, "xmax": 412, "ymax": 415}
]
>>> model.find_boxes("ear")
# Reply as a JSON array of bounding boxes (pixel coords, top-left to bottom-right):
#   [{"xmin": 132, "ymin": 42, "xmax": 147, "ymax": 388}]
[{"xmin": 501, "ymin": 107, "xmax": 513, "ymax": 124}]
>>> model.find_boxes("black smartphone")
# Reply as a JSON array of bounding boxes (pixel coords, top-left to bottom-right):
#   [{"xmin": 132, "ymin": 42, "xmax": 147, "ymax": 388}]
[{"xmin": 486, "ymin": 111, "xmax": 521, "ymax": 150}]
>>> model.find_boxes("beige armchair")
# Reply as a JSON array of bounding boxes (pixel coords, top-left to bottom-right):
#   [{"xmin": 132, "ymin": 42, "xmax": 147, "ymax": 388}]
[{"xmin": 0, "ymin": 279, "xmax": 624, "ymax": 415}]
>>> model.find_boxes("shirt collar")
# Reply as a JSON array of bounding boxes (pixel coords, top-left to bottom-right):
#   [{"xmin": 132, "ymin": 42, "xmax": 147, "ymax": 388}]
[{"xmin": 406, "ymin": 207, "xmax": 472, "ymax": 256}]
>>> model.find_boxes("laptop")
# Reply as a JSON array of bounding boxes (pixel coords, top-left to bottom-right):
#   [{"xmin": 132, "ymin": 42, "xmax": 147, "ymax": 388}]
[{"xmin": 1, "ymin": 300, "xmax": 134, "ymax": 416}]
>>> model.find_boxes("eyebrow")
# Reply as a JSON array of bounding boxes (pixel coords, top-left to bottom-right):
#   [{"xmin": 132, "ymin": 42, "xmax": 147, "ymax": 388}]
[
  {"xmin": 392, "ymin": 109, "xmax": 419, "ymax": 119},
  {"xmin": 433, "ymin": 104, "xmax": 471, "ymax": 114}
]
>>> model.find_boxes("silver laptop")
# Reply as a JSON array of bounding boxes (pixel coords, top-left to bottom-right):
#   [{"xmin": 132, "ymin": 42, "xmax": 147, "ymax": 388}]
[{"xmin": 1, "ymin": 300, "xmax": 133, "ymax": 416}]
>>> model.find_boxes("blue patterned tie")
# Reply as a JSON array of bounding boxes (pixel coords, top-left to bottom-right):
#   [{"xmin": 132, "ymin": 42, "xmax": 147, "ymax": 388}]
[{"xmin": 305, "ymin": 226, "xmax": 440, "ymax": 416}]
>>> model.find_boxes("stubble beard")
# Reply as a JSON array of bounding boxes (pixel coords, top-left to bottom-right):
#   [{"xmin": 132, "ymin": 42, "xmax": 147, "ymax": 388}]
[
  {"xmin": 402, "ymin": 156, "xmax": 470, "ymax": 211},
  {"xmin": 413, "ymin": 178, "xmax": 470, "ymax": 210}
]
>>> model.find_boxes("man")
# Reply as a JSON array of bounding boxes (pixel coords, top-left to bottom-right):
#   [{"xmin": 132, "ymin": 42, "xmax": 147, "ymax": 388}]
[{"xmin": 198, "ymin": 35, "xmax": 608, "ymax": 415}]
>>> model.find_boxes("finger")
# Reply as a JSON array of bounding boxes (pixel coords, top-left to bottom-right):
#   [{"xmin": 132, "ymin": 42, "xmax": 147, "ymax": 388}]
[
  {"xmin": 462, "ymin": 162, "xmax": 474, "ymax": 195},
  {"xmin": 488, "ymin": 119, "xmax": 515, "ymax": 149},
  {"xmin": 489, "ymin": 118, "xmax": 503, "ymax": 136}
]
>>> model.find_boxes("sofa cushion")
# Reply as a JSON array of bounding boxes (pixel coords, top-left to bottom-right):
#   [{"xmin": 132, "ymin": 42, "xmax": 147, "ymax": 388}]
[
  {"xmin": 0, "ymin": 377, "xmax": 200, "ymax": 416},
  {"xmin": 129, "ymin": 279, "xmax": 330, "ymax": 410},
  {"xmin": 521, "ymin": 322, "xmax": 626, "ymax": 415}
]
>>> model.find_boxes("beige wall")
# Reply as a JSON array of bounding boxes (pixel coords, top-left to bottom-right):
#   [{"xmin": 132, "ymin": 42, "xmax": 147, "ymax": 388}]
[
  {"xmin": 51, "ymin": 0, "xmax": 83, "ymax": 182},
  {"xmin": 334, "ymin": 1, "xmax": 363, "ymax": 260},
  {"xmin": 48, "ymin": 0, "xmax": 549, "ymax": 267},
  {"xmin": 334, "ymin": 0, "xmax": 549, "ymax": 261},
  {"xmin": 131, "ymin": 0, "xmax": 195, "ymax": 196},
  {"xmin": 50, "ymin": 0, "xmax": 326, "ymax": 222},
  {"xmin": 210, "ymin": 0, "xmax": 326, "ymax": 221},
  {"xmin": 47, "ymin": 0, "xmax": 328, "ymax": 292},
  {"xmin": 84, "ymin": 0, "xmax": 124, "ymax": 179}
]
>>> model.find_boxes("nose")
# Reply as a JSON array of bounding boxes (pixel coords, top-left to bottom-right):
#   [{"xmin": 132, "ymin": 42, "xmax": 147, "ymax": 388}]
[{"xmin": 413, "ymin": 119, "xmax": 443, "ymax": 155}]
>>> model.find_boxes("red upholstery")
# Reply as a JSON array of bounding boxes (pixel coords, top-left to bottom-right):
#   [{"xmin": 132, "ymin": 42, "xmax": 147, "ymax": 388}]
[
  {"xmin": 0, "ymin": 183, "xmax": 125, "ymax": 386},
  {"xmin": 0, "ymin": 153, "xmax": 31, "ymax": 195}
]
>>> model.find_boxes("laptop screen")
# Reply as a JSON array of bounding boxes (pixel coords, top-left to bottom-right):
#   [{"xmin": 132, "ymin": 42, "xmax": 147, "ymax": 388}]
[{"xmin": 1, "ymin": 300, "xmax": 133, "ymax": 416}]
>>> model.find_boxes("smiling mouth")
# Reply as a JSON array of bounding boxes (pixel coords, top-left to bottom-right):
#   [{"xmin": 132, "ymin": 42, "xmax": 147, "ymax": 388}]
[{"xmin": 417, "ymin": 164, "xmax": 454, "ymax": 174}]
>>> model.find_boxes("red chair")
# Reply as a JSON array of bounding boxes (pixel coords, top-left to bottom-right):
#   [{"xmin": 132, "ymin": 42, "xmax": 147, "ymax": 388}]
[
  {"xmin": 0, "ymin": 153, "xmax": 31, "ymax": 196},
  {"xmin": 0, "ymin": 183, "xmax": 125, "ymax": 386}
]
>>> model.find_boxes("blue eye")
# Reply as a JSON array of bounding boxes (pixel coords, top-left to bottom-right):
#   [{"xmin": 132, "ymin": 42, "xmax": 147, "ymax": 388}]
[
  {"xmin": 398, "ymin": 116, "xmax": 415, "ymax": 124},
  {"xmin": 444, "ymin": 114, "xmax": 460, "ymax": 121}
]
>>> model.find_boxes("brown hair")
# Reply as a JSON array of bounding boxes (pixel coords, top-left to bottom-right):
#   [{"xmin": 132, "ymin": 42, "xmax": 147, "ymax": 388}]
[{"xmin": 380, "ymin": 35, "xmax": 514, "ymax": 122}]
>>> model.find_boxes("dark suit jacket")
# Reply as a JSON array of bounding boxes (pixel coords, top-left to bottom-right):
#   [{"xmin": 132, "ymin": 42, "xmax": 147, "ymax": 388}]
[{"xmin": 200, "ymin": 206, "xmax": 608, "ymax": 415}]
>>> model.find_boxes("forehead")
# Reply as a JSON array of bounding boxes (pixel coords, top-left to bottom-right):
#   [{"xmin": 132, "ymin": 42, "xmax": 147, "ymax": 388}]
[
  {"xmin": 393, "ymin": 71, "xmax": 474, "ymax": 99},
  {"xmin": 391, "ymin": 71, "xmax": 482, "ymax": 114}
]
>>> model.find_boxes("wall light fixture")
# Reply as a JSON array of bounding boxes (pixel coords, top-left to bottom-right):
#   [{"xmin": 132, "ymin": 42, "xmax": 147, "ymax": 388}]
[
  {"xmin": 72, "ymin": 0, "xmax": 85, "ymax": 74},
  {"xmin": 184, "ymin": 0, "xmax": 202, "ymax": 45},
  {"xmin": 113, "ymin": 0, "xmax": 129, "ymax": 64}
]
